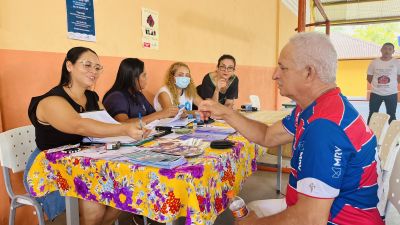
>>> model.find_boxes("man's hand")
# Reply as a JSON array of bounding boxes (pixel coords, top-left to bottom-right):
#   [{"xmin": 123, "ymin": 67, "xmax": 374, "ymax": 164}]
[
  {"xmin": 235, "ymin": 211, "xmax": 259, "ymax": 225},
  {"xmin": 198, "ymin": 99, "xmax": 230, "ymax": 121}
]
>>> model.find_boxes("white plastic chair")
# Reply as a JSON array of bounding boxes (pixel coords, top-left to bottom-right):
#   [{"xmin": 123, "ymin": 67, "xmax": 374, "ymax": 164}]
[
  {"xmin": 368, "ymin": 112, "xmax": 390, "ymax": 147},
  {"xmin": 249, "ymin": 95, "xmax": 261, "ymax": 110},
  {"xmin": 0, "ymin": 125, "xmax": 45, "ymax": 225},
  {"xmin": 384, "ymin": 147, "xmax": 400, "ymax": 216},
  {"xmin": 379, "ymin": 120, "xmax": 400, "ymax": 170},
  {"xmin": 376, "ymin": 120, "xmax": 400, "ymax": 215}
]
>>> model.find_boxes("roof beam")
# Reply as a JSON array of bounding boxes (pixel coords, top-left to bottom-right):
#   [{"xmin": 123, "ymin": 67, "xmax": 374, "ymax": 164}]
[
  {"xmin": 315, "ymin": 16, "xmax": 400, "ymax": 26},
  {"xmin": 321, "ymin": 0, "xmax": 385, "ymax": 7},
  {"xmin": 314, "ymin": 0, "xmax": 329, "ymax": 21}
]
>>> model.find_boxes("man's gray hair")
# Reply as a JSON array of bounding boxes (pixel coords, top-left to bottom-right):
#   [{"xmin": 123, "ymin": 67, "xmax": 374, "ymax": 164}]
[{"xmin": 289, "ymin": 32, "xmax": 337, "ymax": 83}]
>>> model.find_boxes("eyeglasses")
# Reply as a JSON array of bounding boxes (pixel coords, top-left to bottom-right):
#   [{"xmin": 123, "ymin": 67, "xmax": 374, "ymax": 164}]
[
  {"xmin": 218, "ymin": 65, "xmax": 235, "ymax": 72},
  {"xmin": 79, "ymin": 60, "xmax": 103, "ymax": 74}
]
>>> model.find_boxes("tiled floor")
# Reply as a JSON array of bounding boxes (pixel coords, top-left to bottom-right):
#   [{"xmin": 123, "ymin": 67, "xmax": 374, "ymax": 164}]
[{"xmin": 46, "ymin": 171, "xmax": 399, "ymax": 225}]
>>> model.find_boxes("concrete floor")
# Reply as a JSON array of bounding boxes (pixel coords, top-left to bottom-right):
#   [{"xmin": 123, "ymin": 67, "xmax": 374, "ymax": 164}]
[{"xmin": 46, "ymin": 170, "xmax": 399, "ymax": 225}]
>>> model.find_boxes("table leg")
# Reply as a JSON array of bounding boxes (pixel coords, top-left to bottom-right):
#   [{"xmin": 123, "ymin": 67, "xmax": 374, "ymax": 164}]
[
  {"xmin": 276, "ymin": 145, "xmax": 282, "ymax": 194},
  {"xmin": 66, "ymin": 196, "xmax": 80, "ymax": 225}
]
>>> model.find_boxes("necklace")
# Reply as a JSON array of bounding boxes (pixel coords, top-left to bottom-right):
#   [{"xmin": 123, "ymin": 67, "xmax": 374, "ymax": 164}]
[{"xmin": 66, "ymin": 86, "xmax": 85, "ymax": 112}]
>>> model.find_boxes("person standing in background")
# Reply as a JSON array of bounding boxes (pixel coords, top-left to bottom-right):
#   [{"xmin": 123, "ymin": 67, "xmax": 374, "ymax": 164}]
[{"xmin": 367, "ymin": 42, "xmax": 400, "ymax": 123}]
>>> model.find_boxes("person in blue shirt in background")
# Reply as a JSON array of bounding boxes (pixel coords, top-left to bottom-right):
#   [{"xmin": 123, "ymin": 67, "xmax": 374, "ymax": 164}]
[{"xmin": 103, "ymin": 58, "xmax": 178, "ymax": 124}]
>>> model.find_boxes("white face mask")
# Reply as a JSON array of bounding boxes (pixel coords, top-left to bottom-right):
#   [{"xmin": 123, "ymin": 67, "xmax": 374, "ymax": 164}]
[{"xmin": 175, "ymin": 77, "xmax": 191, "ymax": 89}]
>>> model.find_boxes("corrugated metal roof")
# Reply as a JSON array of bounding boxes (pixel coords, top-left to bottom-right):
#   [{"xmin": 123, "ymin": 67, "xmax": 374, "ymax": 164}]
[
  {"xmin": 315, "ymin": 0, "xmax": 400, "ymax": 25},
  {"xmin": 330, "ymin": 32, "xmax": 400, "ymax": 59}
]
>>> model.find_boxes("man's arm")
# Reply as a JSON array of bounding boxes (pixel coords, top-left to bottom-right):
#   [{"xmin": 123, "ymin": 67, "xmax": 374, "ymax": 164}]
[
  {"xmin": 367, "ymin": 74, "xmax": 373, "ymax": 84},
  {"xmin": 198, "ymin": 100, "xmax": 292, "ymax": 147},
  {"xmin": 238, "ymin": 194, "xmax": 333, "ymax": 225}
]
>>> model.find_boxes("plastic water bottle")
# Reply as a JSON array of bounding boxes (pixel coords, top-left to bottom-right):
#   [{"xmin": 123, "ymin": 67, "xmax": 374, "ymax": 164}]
[{"xmin": 227, "ymin": 190, "xmax": 249, "ymax": 219}]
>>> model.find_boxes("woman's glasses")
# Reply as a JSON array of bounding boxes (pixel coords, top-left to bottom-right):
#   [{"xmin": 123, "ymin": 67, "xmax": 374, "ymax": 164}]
[
  {"xmin": 79, "ymin": 60, "xmax": 104, "ymax": 74},
  {"xmin": 218, "ymin": 65, "xmax": 235, "ymax": 72}
]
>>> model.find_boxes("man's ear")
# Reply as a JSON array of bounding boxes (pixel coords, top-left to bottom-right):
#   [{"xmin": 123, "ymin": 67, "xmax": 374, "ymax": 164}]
[{"xmin": 305, "ymin": 65, "xmax": 317, "ymax": 81}]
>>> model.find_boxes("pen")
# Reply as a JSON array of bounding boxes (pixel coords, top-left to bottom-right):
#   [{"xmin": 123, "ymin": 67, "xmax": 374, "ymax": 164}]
[{"xmin": 138, "ymin": 112, "xmax": 143, "ymax": 140}]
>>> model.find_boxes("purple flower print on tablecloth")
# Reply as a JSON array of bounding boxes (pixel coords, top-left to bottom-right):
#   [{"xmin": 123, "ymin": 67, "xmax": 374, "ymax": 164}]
[
  {"xmin": 232, "ymin": 142, "xmax": 244, "ymax": 159},
  {"xmin": 205, "ymin": 192, "xmax": 211, "ymax": 212},
  {"xmin": 185, "ymin": 207, "xmax": 192, "ymax": 225},
  {"xmin": 46, "ymin": 152, "xmax": 68, "ymax": 163},
  {"xmin": 159, "ymin": 164, "xmax": 204, "ymax": 179},
  {"xmin": 113, "ymin": 186, "xmax": 133, "ymax": 211},
  {"xmin": 29, "ymin": 186, "xmax": 37, "ymax": 197},
  {"xmin": 87, "ymin": 193, "xmax": 97, "ymax": 201},
  {"xmin": 151, "ymin": 180, "xmax": 159, "ymax": 189},
  {"xmin": 252, "ymin": 158, "xmax": 257, "ymax": 172},
  {"xmin": 101, "ymin": 191, "xmax": 113, "ymax": 201},
  {"xmin": 221, "ymin": 189, "xmax": 229, "ymax": 208},
  {"xmin": 74, "ymin": 177, "xmax": 89, "ymax": 198},
  {"xmin": 214, "ymin": 161, "xmax": 224, "ymax": 173},
  {"xmin": 82, "ymin": 158, "xmax": 91, "ymax": 167}
]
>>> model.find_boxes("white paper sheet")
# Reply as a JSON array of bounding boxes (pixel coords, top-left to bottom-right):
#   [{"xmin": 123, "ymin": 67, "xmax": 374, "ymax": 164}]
[
  {"xmin": 79, "ymin": 110, "xmax": 139, "ymax": 143},
  {"xmin": 157, "ymin": 118, "xmax": 195, "ymax": 127},
  {"xmin": 80, "ymin": 110, "xmax": 120, "ymax": 124}
]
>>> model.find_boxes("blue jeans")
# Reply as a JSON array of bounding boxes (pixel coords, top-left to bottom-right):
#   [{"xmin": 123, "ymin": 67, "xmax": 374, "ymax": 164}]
[
  {"xmin": 23, "ymin": 148, "xmax": 66, "ymax": 221},
  {"xmin": 368, "ymin": 92, "xmax": 398, "ymax": 124}
]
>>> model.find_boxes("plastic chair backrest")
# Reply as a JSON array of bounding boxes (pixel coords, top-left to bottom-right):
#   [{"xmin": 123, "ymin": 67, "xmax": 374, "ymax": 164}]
[
  {"xmin": 249, "ymin": 95, "xmax": 261, "ymax": 110},
  {"xmin": 368, "ymin": 112, "xmax": 390, "ymax": 146},
  {"xmin": 0, "ymin": 125, "xmax": 36, "ymax": 173},
  {"xmin": 379, "ymin": 120, "xmax": 400, "ymax": 169},
  {"xmin": 386, "ymin": 149, "xmax": 400, "ymax": 214}
]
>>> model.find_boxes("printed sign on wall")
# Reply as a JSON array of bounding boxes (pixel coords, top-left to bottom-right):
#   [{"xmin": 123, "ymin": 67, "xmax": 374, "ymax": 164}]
[
  {"xmin": 66, "ymin": 0, "xmax": 96, "ymax": 42},
  {"xmin": 141, "ymin": 8, "xmax": 159, "ymax": 49}
]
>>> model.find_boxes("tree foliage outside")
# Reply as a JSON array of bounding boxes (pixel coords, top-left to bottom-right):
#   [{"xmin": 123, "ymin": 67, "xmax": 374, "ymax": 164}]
[{"xmin": 316, "ymin": 22, "xmax": 400, "ymax": 47}]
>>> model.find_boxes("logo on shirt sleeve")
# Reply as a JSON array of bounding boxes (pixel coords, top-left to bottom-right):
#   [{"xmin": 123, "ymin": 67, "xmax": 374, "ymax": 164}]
[{"xmin": 332, "ymin": 146, "xmax": 342, "ymax": 178}]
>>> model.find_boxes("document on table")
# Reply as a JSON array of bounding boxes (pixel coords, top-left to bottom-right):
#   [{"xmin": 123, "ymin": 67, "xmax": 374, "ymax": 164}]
[
  {"xmin": 79, "ymin": 110, "xmax": 139, "ymax": 144},
  {"xmin": 70, "ymin": 146, "xmax": 144, "ymax": 161},
  {"xmin": 158, "ymin": 118, "xmax": 195, "ymax": 127},
  {"xmin": 80, "ymin": 110, "xmax": 120, "ymax": 124}
]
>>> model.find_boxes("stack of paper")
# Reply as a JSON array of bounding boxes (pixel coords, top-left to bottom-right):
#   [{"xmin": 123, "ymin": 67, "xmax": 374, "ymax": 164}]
[
  {"xmin": 178, "ymin": 126, "xmax": 236, "ymax": 142},
  {"xmin": 124, "ymin": 149, "xmax": 187, "ymax": 169}
]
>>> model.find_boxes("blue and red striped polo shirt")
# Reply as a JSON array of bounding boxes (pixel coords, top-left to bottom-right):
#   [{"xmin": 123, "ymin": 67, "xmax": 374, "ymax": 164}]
[{"xmin": 282, "ymin": 88, "xmax": 384, "ymax": 225}]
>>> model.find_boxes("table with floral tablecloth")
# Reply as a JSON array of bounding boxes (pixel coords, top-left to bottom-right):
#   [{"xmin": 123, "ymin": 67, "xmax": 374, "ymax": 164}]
[{"xmin": 26, "ymin": 131, "xmax": 265, "ymax": 225}]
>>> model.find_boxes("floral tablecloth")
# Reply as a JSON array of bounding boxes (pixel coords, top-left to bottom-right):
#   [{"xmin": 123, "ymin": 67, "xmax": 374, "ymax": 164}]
[{"xmin": 26, "ymin": 132, "xmax": 265, "ymax": 225}]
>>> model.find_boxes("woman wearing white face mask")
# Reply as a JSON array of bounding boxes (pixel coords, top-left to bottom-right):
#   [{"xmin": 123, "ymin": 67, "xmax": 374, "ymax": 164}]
[{"xmin": 154, "ymin": 62, "xmax": 202, "ymax": 115}]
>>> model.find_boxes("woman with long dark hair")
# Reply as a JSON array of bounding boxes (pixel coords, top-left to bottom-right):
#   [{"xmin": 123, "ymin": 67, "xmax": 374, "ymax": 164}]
[
  {"xmin": 25, "ymin": 47, "xmax": 148, "ymax": 225},
  {"xmin": 103, "ymin": 58, "xmax": 178, "ymax": 123}
]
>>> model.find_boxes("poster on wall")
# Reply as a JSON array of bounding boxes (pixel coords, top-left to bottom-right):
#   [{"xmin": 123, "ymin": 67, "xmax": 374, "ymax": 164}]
[
  {"xmin": 141, "ymin": 8, "xmax": 159, "ymax": 49},
  {"xmin": 66, "ymin": 0, "xmax": 96, "ymax": 42}
]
